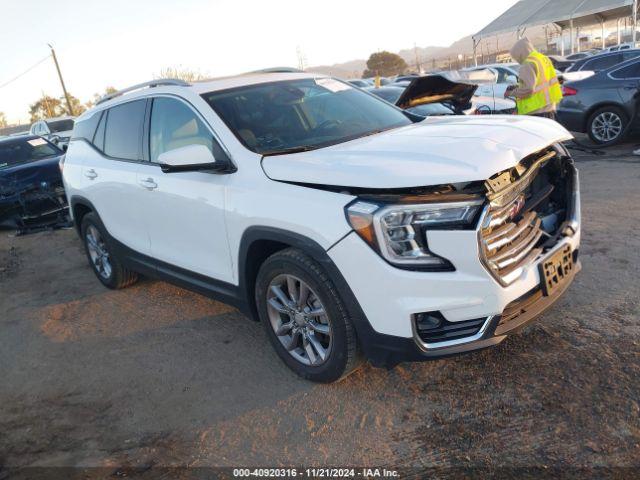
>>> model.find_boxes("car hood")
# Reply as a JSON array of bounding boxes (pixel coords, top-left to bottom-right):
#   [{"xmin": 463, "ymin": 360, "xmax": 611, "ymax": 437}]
[
  {"xmin": 0, "ymin": 156, "xmax": 63, "ymax": 195},
  {"xmin": 396, "ymin": 73, "xmax": 478, "ymax": 113},
  {"xmin": 261, "ymin": 116, "xmax": 573, "ymax": 189}
]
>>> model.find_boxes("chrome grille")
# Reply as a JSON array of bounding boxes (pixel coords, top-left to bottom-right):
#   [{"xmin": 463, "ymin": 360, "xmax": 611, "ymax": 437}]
[{"xmin": 479, "ymin": 150, "xmax": 556, "ymax": 286}]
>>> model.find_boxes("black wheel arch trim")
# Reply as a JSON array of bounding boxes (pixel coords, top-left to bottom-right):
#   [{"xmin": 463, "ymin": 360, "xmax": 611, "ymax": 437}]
[{"xmin": 237, "ymin": 226, "xmax": 407, "ymax": 365}]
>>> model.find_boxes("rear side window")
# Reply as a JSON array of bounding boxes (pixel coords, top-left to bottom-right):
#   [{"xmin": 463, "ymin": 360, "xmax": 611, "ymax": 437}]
[
  {"xmin": 94, "ymin": 112, "xmax": 106, "ymax": 151},
  {"xmin": 72, "ymin": 112, "xmax": 102, "ymax": 142},
  {"xmin": 622, "ymin": 51, "xmax": 640, "ymax": 62},
  {"xmin": 104, "ymin": 100, "xmax": 146, "ymax": 160},
  {"xmin": 611, "ymin": 61, "xmax": 640, "ymax": 79},
  {"xmin": 583, "ymin": 54, "xmax": 622, "ymax": 71}
]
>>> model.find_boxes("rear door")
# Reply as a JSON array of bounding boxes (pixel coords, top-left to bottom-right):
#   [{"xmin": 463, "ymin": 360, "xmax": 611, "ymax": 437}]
[
  {"xmin": 609, "ymin": 60, "xmax": 640, "ymax": 110},
  {"xmin": 135, "ymin": 95, "xmax": 234, "ymax": 283},
  {"xmin": 81, "ymin": 99, "xmax": 150, "ymax": 254}
]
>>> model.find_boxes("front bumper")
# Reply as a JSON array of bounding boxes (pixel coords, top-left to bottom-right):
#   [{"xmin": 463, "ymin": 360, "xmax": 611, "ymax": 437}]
[{"xmin": 327, "ymin": 159, "xmax": 581, "ymax": 368}]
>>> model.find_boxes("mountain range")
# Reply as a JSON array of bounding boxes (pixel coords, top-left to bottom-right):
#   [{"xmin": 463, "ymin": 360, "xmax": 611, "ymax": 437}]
[{"xmin": 307, "ymin": 26, "xmax": 548, "ymax": 78}]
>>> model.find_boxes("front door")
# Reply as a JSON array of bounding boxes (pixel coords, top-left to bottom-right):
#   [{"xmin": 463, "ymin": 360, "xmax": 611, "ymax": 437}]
[{"xmin": 135, "ymin": 96, "xmax": 234, "ymax": 284}]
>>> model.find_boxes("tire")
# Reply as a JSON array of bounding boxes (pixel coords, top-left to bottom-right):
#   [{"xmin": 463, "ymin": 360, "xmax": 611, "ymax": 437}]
[
  {"xmin": 80, "ymin": 212, "xmax": 138, "ymax": 290},
  {"xmin": 255, "ymin": 248, "xmax": 361, "ymax": 383},
  {"xmin": 587, "ymin": 106, "xmax": 628, "ymax": 146}
]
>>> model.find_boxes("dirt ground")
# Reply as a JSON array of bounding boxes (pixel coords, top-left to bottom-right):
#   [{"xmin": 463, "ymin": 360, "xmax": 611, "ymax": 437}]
[{"xmin": 1, "ymin": 141, "xmax": 639, "ymax": 479}]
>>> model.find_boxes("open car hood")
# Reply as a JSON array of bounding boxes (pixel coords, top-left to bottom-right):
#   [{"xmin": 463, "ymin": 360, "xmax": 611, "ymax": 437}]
[{"xmin": 395, "ymin": 70, "xmax": 496, "ymax": 113}]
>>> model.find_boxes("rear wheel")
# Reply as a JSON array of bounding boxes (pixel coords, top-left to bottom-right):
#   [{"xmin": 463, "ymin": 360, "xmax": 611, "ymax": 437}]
[
  {"xmin": 587, "ymin": 106, "xmax": 628, "ymax": 146},
  {"xmin": 81, "ymin": 212, "xmax": 138, "ymax": 289},
  {"xmin": 255, "ymin": 248, "xmax": 360, "ymax": 383}
]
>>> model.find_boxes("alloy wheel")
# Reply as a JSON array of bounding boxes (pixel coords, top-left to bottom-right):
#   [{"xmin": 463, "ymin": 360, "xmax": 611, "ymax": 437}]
[
  {"xmin": 591, "ymin": 111, "xmax": 623, "ymax": 143},
  {"xmin": 85, "ymin": 225, "xmax": 112, "ymax": 279},
  {"xmin": 266, "ymin": 274, "xmax": 333, "ymax": 366}
]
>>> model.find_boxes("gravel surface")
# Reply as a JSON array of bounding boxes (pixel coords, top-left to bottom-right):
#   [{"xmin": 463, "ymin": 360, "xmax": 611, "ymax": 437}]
[{"xmin": 1, "ymin": 143, "xmax": 639, "ymax": 479}]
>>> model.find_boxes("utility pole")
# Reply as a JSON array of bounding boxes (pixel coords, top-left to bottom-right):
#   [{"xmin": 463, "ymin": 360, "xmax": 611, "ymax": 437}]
[
  {"xmin": 634, "ymin": 0, "xmax": 638, "ymax": 44},
  {"xmin": 48, "ymin": 44, "xmax": 74, "ymax": 116},
  {"xmin": 41, "ymin": 91, "xmax": 53, "ymax": 118},
  {"xmin": 413, "ymin": 43, "xmax": 422, "ymax": 74}
]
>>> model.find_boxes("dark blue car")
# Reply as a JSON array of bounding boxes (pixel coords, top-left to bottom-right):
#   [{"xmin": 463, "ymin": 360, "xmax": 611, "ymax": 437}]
[
  {"xmin": 0, "ymin": 135, "xmax": 69, "ymax": 232},
  {"xmin": 557, "ymin": 56, "xmax": 640, "ymax": 146}
]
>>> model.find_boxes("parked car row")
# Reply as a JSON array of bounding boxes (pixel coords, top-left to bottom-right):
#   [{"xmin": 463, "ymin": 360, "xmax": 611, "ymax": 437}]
[{"xmin": 28, "ymin": 116, "xmax": 75, "ymax": 150}]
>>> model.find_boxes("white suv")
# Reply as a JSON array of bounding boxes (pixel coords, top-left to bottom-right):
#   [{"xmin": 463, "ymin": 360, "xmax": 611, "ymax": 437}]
[{"xmin": 62, "ymin": 72, "xmax": 581, "ymax": 383}]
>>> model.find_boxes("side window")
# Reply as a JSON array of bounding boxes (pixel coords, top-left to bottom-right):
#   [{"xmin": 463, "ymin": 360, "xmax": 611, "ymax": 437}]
[
  {"xmin": 72, "ymin": 111, "xmax": 102, "ymax": 142},
  {"xmin": 584, "ymin": 54, "xmax": 622, "ymax": 71},
  {"xmin": 93, "ymin": 111, "xmax": 106, "ymax": 151},
  {"xmin": 622, "ymin": 51, "xmax": 640, "ymax": 62},
  {"xmin": 103, "ymin": 99, "xmax": 146, "ymax": 160},
  {"xmin": 149, "ymin": 97, "xmax": 223, "ymax": 163},
  {"xmin": 611, "ymin": 61, "xmax": 640, "ymax": 79}
]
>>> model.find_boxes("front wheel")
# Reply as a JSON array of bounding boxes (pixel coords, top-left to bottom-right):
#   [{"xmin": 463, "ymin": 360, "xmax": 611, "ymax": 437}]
[
  {"xmin": 255, "ymin": 248, "xmax": 360, "ymax": 382},
  {"xmin": 587, "ymin": 106, "xmax": 628, "ymax": 146}
]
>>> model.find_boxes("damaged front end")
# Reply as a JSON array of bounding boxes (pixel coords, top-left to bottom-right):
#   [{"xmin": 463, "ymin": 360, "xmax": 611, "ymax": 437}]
[
  {"xmin": 339, "ymin": 142, "xmax": 578, "ymax": 284},
  {"xmin": 479, "ymin": 144, "xmax": 579, "ymax": 286}
]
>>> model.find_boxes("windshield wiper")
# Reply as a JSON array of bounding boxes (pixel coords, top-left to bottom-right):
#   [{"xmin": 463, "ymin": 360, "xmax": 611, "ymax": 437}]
[{"xmin": 261, "ymin": 145, "xmax": 320, "ymax": 157}]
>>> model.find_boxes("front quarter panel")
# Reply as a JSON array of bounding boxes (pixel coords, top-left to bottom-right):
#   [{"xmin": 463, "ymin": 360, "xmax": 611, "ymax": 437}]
[{"xmin": 224, "ymin": 154, "xmax": 356, "ymax": 284}]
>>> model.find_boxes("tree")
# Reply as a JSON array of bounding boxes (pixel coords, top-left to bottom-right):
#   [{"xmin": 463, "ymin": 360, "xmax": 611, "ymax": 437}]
[
  {"xmin": 0, "ymin": 111, "xmax": 7, "ymax": 128},
  {"xmin": 154, "ymin": 66, "xmax": 208, "ymax": 82},
  {"xmin": 29, "ymin": 93, "xmax": 86, "ymax": 121},
  {"xmin": 362, "ymin": 51, "xmax": 408, "ymax": 78},
  {"xmin": 67, "ymin": 94, "xmax": 86, "ymax": 117},
  {"xmin": 29, "ymin": 95, "xmax": 64, "ymax": 122},
  {"xmin": 86, "ymin": 86, "xmax": 118, "ymax": 108}
]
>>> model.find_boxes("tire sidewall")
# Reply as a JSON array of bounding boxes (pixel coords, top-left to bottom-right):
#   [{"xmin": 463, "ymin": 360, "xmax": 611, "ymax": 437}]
[
  {"xmin": 255, "ymin": 252, "xmax": 351, "ymax": 383},
  {"xmin": 80, "ymin": 213, "xmax": 117, "ymax": 288},
  {"xmin": 587, "ymin": 106, "xmax": 628, "ymax": 146}
]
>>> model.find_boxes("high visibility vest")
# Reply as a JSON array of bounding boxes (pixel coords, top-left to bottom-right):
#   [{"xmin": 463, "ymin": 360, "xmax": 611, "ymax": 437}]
[{"xmin": 516, "ymin": 50, "xmax": 563, "ymax": 115}]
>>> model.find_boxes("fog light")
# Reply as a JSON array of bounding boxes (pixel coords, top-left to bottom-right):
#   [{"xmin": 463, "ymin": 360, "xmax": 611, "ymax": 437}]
[{"xmin": 416, "ymin": 312, "xmax": 444, "ymax": 331}]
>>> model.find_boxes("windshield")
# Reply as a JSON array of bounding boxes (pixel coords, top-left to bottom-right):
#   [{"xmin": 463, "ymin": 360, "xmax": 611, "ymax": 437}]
[
  {"xmin": 0, "ymin": 137, "xmax": 61, "ymax": 169},
  {"xmin": 202, "ymin": 78, "xmax": 412, "ymax": 155},
  {"xmin": 368, "ymin": 87, "xmax": 404, "ymax": 104},
  {"xmin": 47, "ymin": 119, "xmax": 74, "ymax": 133}
]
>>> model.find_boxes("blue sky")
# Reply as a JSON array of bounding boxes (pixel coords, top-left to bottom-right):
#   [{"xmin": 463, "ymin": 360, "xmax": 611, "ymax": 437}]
[{"xmin": 0, "ymin": 0, "xmax": 517, "ymax": 123}]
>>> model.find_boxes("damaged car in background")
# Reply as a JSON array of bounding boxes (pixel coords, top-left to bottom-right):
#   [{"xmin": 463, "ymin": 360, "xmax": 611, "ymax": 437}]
[
  {"xmin": 0, "ymin": 135, "xmax": 70, "ymax": 234},
  {"xmin": 368, "ymin": 70, "xmax": 516, "ymax": 116}
]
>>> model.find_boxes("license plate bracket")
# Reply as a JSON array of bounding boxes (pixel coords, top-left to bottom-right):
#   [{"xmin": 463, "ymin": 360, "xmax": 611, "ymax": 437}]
[{"xmin": 539, "ymin": 245, "xmax": 574, "ymax": 296}]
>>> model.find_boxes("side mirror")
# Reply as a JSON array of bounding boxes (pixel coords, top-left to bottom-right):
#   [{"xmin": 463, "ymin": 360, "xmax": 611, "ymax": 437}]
[
  {"xmin": 506, "ymin": 75, "xmax": 518, "ymax": 85},
  {"xmin": 158, "ymin": 144, "xmax": 227, "ymax": 173}
]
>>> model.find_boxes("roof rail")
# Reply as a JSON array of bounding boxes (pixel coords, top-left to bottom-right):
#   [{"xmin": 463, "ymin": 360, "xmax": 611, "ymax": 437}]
[
  {"xmin": 249, "ymin": 67, "xmax": 304, "ymax": 74},
  {"xmin": 96, "ymin": 78, "xmax": 191, "ymax": 105}
]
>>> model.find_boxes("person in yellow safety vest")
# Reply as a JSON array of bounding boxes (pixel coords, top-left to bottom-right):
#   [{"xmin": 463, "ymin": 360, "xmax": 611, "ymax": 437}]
[{"xmin": 505, "ymin": 38, "xmax": 563, "ymax": 119}]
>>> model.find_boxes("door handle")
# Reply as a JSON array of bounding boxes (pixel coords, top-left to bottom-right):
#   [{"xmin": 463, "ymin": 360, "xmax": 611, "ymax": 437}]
[
  {"xmin": 84, "ymin": 169, "xmax": 98, "ymax": 180},
  {"xmin": 139, "ymin": 177, "xmax": 158, "ymax": 190}
]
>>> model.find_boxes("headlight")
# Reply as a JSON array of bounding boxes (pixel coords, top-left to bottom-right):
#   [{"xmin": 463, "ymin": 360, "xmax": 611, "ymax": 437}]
[{"xmin": 346, "ymin": 199, "xmax": 484, "ymax": 270}]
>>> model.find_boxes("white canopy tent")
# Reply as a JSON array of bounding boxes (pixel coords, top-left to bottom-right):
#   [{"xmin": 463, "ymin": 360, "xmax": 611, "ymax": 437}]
[{"xmin": 473, "ymin": 0, "xmax": 638, "ymax": 62}]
